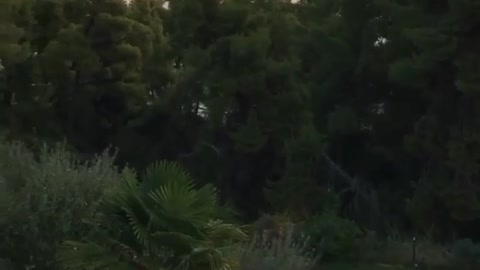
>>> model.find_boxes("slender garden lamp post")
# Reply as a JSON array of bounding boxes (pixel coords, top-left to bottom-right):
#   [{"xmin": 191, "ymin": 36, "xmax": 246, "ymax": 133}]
[{"xmin": 413, "ymin": 236, "xmax": 418, "ymax": 269}]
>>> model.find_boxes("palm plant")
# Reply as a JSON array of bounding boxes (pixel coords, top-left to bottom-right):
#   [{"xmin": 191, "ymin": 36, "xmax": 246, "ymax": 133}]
[{"xmin": 57, "ymin": 161, "xmax": 246, "ymax": 270}]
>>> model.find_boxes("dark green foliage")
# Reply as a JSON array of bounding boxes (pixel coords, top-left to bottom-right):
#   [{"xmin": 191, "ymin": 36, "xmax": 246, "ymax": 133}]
[
  {"xmin": 2, "ymin": 0, "xmax": 480, "ymax": 268},
  {"xmin": 301, "ymin": 203, "xmax": 362, "ymax": 262},
  {"xmin": 381, "ymin": 0, "xmax": 480, "ymax": 238},
  {"xmin": 0, "ymin": 139, "xmax": 129, "ymax": 270},
  {"xmin": 266, "ymin": 124, "xmax": 327, "ymax": 218},
  {"xmin": 58, "ymin": 160, "xmax": 246, "ymax": 270}
]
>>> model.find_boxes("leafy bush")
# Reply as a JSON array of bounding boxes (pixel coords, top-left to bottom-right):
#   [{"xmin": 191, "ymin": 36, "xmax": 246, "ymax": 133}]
[
  {"xmin": 0, "ymin": 140, "xmax": 129, "ymax": 270},
  {"xmin": 58, "ymin": 161, "xmax": 246, "ymax": 270},
  {"xmin": 234, "ymin": 228, "xmax": 318, "ymax": 270},
  {"xmin": 302, "ymin": 211, "xmax": 361, "ymax": 261}
]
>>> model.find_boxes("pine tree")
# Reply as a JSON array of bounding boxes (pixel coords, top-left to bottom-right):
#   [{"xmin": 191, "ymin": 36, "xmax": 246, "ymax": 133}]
[
  {"xmin": 31, "ymin": 0, "xmax": 159, "ymax": 150},
  {"xmin": 385, "ymin": 0, "xmax": 480, "ymax": 237}
]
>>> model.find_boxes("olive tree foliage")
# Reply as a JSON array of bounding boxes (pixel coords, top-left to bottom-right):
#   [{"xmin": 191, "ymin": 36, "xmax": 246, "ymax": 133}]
[{"xmin": 0, "ymin": 139, "xmax": 132, "ymax": 269}]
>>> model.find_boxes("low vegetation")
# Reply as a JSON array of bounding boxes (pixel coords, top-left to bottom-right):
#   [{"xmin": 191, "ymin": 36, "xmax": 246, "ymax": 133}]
[{"xmin": 1, "ymin": 140, "xmax": 479, "ymax": 270}]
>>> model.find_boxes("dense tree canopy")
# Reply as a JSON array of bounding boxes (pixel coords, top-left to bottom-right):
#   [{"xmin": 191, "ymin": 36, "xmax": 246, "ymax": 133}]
[{"xmin": 2, "ymin": 0, "xmax": 480, "ymax": 241}]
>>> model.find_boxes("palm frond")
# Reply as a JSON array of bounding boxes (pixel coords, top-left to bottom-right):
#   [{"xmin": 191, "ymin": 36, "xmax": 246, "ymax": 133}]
[
  {"xmin": 147, "ymin": 184, "xmax": 197, "ymax": 220},
  {"xmin": 143, "ymin": 161, "xmax": 219, "ymax": 228},
  {"xmin": 203, "ymin": 220, "xmax": 247, "ymax": 245},
  {"xmin": 108, "ymin": 176, "xmax": 154, "ymax": 249},
  {"xmin": 142, "ymin": 161, "xmax": 193, "ymax": 192},
  {"xmin": 190, "ymin": 220, "xmax": 247, "ymax": 270},
  {"xmin": 58, "ymin": 161, "xmax": 243, "ymax": 270}
]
